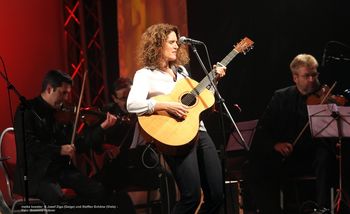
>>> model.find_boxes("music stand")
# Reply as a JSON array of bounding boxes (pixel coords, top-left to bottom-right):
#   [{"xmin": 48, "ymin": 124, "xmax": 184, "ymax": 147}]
[
  {"xmin": 307, "ymin": 104, "xmax": 350, "ymax": 213},
  {"xmin": 226, "ymin": 119, "xmax": 258, "ymax": 152},
  {"xmin": 224, "ymin": 120, "xmax": 257, "ymax": 213}
]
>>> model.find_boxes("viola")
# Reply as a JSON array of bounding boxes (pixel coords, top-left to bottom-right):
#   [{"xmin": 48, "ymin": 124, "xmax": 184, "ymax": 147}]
[{"xmin": 306, "ymin": 84, "xmax": 348, "ymax": 106}]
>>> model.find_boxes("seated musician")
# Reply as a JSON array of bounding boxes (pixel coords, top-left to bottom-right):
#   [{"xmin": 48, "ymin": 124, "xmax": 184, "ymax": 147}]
[
  {"xmin": 246, "ymin": 54, "xmax": 338, "ymax": 213},
  {"xmin": 13, "ymin": 69, "xmax": 119, "ymax": 213},
  {"xmin": 86, "ymin": 77, "xmax": 176, "ymax": 212}
]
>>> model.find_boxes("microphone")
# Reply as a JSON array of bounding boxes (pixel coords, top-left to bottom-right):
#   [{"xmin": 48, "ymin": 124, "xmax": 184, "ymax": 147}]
[
  {"xmin": 179, "ymin": 36, "xmax": 203, "ymax": 45},
  {"xmin": 328, "ymin": 55, "xmax": 350, "ymax": 61}
]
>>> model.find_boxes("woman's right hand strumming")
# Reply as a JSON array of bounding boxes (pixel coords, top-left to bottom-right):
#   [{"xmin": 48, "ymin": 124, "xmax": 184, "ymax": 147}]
[{"xmin": 155, "ymin": 101, "xmax": 189, "ymax": 118}]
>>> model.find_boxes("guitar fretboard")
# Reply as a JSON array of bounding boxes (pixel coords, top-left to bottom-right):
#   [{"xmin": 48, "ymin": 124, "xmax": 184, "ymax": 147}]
[{"xmin": 192, "ymin": 48, "xmax": 239, "ymax": 96}]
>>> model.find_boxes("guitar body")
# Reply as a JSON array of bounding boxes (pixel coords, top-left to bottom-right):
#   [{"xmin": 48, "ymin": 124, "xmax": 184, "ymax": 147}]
[{"xmin": 138, "ymin": 77, "xmax": 215, "ymax": 155}]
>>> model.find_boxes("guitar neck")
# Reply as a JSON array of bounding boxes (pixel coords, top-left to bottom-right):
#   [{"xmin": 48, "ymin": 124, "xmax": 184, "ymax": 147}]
[
  {"xmin": 220, "ymin": 48, "xmax": 240, "ymax": 67},
  {"xmin": 195, "ymin": 48, "xmax": 240, "ymax": 95}
]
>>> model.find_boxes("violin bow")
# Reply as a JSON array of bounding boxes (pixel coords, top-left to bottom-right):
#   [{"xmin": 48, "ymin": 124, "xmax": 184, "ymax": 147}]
[
  {"xmin": 69, "ymin": 69, "xmax": 88, "ymax": 164},
  {"xmin": 292, "ymin": 81, "xmax": 337, "ymax": 146}
]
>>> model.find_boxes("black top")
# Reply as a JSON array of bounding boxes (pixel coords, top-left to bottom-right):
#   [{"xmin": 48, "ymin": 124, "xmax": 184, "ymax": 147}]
[
  {"xmin": 249, "ymin": 85, "xmax": 314, "ymax": 160},
  {"xmin": 88, "ymin": 102, "xmax": 137, "ymax": 153},
  {"xmin": 103, "ymin": 103, "xmax": 136, "ymax": 149},
  {"xmin": 13, "ymin": 96, "xmax": 86, "ymax": 195}
]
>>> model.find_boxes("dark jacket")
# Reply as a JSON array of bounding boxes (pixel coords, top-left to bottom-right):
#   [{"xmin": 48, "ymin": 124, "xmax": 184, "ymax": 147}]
[
  {"xmin": 87, "ymin": 103, "xmax": 136, "ymax": 153},
  {"xmin": 13, "ymin": 96, "xmax": 86, "ymax": 196},
  {"xmin": 249, "ymin": 85, "xmax": 313, "ymax": 160}
]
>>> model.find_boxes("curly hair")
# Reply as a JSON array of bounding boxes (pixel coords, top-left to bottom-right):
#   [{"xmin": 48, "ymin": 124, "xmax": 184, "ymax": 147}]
[{"xmin": 137, "ymin": 23, "xmax": 189, "ymax": 69}]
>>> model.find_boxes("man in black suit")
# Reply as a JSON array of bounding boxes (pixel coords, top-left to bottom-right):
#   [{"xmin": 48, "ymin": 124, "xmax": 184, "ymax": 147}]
[
  {"xmin": 13, "ymin": 69, "xmax": 118, "ymax": 213},
  {"xmin": 87, "ymin": 77, "xmax": 175, "ymax": 213},
  {"xmin": 247, "ymin": 54, "xmax": 337, "ymax": 213}
]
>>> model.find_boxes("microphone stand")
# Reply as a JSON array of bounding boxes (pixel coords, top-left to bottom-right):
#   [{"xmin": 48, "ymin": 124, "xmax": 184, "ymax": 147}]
[
  {"xmin": 0, "ymin": 71, "xmax": 43, "ymax": 205},
  {"xmin": 189, "ymin": 44, "xmax": 247, "ymax": 214}
]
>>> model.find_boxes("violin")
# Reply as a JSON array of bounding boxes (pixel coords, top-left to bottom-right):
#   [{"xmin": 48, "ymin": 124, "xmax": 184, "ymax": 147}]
[
  {"xmin": 292, "ymin": 82, "xmax": 348, "ymax": 147},
  {"xmin": 80, "ymin": 107, "xmax": 131, "ymax": 126},
  {"xmin": 54, "ymin": 105, "xmax": 77, "ymax": 125},
  {"xmin": 306, "ymin": 84, "xmax": 348, "ymax": 106},
  {"xmin": 54, "ymin": 106, "xmax": 131, "ymax": 126}
]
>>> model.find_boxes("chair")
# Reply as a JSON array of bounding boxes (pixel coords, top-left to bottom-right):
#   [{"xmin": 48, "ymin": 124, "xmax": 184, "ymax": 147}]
[
  {"xmin": 280, "ymin": 175, "xmax": 317, "ymax": 212},
  {"xmin": 0, "ymin": 127, "xmax": 49, "ymax": 213},
  {"xmin": 280, "ymin": 175, "xmax": 335, "ymax": 213},
  {"xmin": 225, "ymin": 120, "xmax": 259, "ymax": 213}
]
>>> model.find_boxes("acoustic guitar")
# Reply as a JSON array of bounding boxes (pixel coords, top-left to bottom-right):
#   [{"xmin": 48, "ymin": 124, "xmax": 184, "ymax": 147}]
[{"xmin": 138, "ymin": 37, "xmax": 254, "ymax": 155}]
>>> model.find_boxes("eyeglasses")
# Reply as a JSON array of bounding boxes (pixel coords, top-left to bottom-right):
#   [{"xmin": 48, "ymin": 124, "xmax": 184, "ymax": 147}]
[{"xmin": 298, "ymin": 72, "xmax": 319, "ymax": 79}]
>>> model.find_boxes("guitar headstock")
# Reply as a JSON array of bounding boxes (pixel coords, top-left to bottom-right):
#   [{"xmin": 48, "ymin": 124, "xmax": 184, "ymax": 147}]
[{"xmin": 234, "ymin": 37, "xmax": 254, "ymax": 55}]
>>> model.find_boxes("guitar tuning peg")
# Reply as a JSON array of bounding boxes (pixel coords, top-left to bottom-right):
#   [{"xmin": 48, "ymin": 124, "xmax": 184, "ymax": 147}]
[{"xmin": 243, "ymin": 45, "xmax": 254, "ymax": 55}]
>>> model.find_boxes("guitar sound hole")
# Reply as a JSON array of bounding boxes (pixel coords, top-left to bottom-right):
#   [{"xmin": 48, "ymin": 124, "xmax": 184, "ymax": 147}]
[{"xmin": 181, "ymin": 93, "xmax": 196, "ymax": 107}]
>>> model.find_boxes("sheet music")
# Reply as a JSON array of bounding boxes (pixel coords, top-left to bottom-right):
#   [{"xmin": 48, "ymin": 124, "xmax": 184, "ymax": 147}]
[
  {"xmin": 226, "ymin": 119, "xmax": 258, "ymax": 151},
  {"xmin": 307, "ymin": 104, "xmax": 350, "ymax": 138}
]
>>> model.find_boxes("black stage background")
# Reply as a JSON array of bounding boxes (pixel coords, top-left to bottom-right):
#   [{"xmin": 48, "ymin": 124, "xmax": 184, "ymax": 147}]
[
  {"xmin": 186, "ymin": 1, "xmax": 350, "ymax": 212},
  {"xmin": 186, "ymin": 0, "xmax": 350, "ymax": 147}
]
